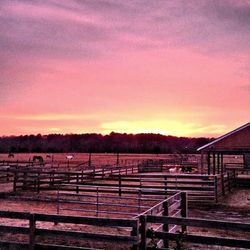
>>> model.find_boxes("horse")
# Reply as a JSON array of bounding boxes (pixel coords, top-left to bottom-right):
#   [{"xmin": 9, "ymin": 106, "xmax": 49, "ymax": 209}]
[
  {"xmin": 33, "ymin": 155, "xmax": 44, "ymax": 162},
  {"xmin": 66, "ymin": 155, "xmax": 74, "ymax": 160},
  {"xmin": 8, "ymin": 153, "xmax": 15, "ymax": 158}
]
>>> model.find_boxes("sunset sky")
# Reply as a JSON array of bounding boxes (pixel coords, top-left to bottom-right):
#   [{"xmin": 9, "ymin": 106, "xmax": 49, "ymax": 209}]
[{"xmin": 0, "ymin": 0, "xmax": 249, "ymax": 137}]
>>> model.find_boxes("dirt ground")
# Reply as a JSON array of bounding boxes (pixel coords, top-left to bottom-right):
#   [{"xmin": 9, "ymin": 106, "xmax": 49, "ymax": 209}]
[{"xmin": 0, "ymin": 188, "xmax": 249, "ymax": 249}]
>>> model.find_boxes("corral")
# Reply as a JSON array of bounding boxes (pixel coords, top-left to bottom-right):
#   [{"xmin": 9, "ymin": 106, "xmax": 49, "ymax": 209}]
[{"xmin": 0, "ymin": 152, "xmax": 250, "ymax": 249}]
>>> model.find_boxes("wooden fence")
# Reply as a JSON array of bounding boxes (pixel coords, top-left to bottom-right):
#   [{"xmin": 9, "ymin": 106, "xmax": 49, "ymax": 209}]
[
  {"xmin": 0, "ymin": 164, "xmax": 139, "ymax": 192},
  {"xmin": 141, "ymin": 215, "xmax": 250, "ymax": 249},
  {"xmin": 0, "ymin": 168, "xmax": 236, "ymax": 205},
  {"xmin": 0, "ymin": 210, "xmax": 139, "ymax": 250},
  {"xmin": 93, "ymin": 173, "xmax": 235, "ymax": 204},
  {"xmin": 139, "ymin": 192, "xmax": 187, "ymax": 249},
  {"xmin": 1, "ymin": 190, "xmax": 249, "ymax": 250},
  {"xmin": 0, "ymin": 192, "xmax": 187, "ymax": 249}
]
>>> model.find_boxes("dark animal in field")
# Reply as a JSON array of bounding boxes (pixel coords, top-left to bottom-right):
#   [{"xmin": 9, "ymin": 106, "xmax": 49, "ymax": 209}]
[
  {"xmin": 181, "ymin": 166, "xmax": 192, "ymax": 173},
  {"xmin": 46, "ymin": 155, "xmax": 51, "ymax": 158},
  {"xmin": 8, "ymin": 153, "xmax": 14, "ymax": 158},
  {"xmin": 33, "ymin": 155, "xmax": 44, "ymax": 162}
]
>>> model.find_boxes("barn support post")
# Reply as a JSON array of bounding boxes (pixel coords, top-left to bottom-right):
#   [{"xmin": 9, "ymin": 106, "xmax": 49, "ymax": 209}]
[
  {"xmin": 214, "ymin": 176, "xmax": 218, "ymax": 203},
  {"xmin": 212, "ymin": 152, "xmax": 216, "ymax": 175},
  {"xmin": 217, "ymin": 152, "xmax": 220, "ymax": 174},
  {"xmin": 208, "ymin": 152, "xmax": 211, "ymax": 175},
  {"xmin": 221, "ymin": 153, "xmax": 224, "ymax": 173},
  {"xmin": 220, "ymin": 154, "xmax": 225, "ymax": 195},
  {"xmin": 200, "ymin": 151, "xmax": 204, "ymax": 174}
]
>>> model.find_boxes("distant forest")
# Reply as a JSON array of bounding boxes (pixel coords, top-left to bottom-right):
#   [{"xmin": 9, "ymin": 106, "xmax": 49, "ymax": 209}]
[{"xmin": 0, "ymin": 133, "xmax": 213, "ymax": 154}]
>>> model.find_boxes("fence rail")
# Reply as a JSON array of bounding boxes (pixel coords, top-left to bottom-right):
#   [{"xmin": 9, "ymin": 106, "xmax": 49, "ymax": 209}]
[
  {"xmin": 0, "ymin": 211, "xmax": 139, "ymax": 250},
  {"xmin": 142, "ymin": 215, "xmax": 250, "ymax": 249}
]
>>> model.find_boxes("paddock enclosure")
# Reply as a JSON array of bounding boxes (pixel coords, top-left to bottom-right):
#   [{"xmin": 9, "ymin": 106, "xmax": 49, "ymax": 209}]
[{"xmin": 0, "ymin": 153, "xmax": 249, "ymax": 249}]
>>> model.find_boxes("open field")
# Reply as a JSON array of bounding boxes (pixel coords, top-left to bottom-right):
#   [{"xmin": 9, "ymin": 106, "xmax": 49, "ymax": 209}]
[{"xmin": 0, "ymin": 153, "xmax": 181, "ymax": 166}]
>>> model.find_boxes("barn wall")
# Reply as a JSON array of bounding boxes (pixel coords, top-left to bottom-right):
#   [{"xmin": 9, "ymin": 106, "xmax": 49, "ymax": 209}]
[{"xmin": 213, "ymin": 126, "xmax": 250, "ymax": 149}]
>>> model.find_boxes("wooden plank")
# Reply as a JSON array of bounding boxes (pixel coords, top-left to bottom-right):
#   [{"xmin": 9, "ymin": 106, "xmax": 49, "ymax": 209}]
[
  {"xmin": 0, "ymin": 240, "xmax": 28, "ymax": 248},
  {"xmin": 0, "ymin": 210, "xmax": 31, "ymax": 219},
  {"xmin": 35, "ymin": 213, "xmax": 137, "ymax": 227},
  {"xmin": 36, "ymin": 228, "xmax": 137, "ymax": 242},
  {"xmin": 36, "ymin": 243, "xmax": 101, "ymax": 250},
  {"xmin": 146, "ymin": 216, "xmax": 250, "ymax": 232},
  {"xmin": 168, "ymin": 200, "xmax": 181, "ymax": 214},
  {"xmin": 0, "ymin": 225, "xmax": 29, "ymax": 234},
  {"xmin": 153, "ymin": 231, "xmax": 250, "ymax": 249}
]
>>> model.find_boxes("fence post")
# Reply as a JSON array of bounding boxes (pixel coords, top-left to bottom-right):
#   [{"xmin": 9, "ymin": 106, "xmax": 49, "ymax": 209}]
[
  {"xmin": 13, "ymin": 171, "xmax": 17, "ymax": 192},
  {"xmin": 181, "ymin": 192, "xmax": 188, "ymax": 233},
  {"xmin": 214, "ymin": 176, "xmax": 218, "ymax": 203},
  {"xmin": 76, "ymin": 174, "xmax": 79, "ymax": 194},
  {"xmin": 138, "ymin": 190, "xmax": 141, "ymax": 214},
  {"xmin": 52, "ymin": 170, "xmax": 55, "ymax": 186},
  {"xmin": 130, "ymin": 220, "xmax": 139, "ymax": 250},
  {"xmin": 139, "ymin": 216, "xmax": 147, "ymax": 250},
  {"xmin": 29, "ymin": 213, "xmax": 36, "ymax": 250},
  {"xmin": 164, "ymin": 176, "xmax": 168, "ymax": 196},
  {"xmin": 37, "ymin": 172, "xmax": 40, "ymax": 193},
  {"xmin": 7, "ymin": 168, "xmax": 10, "ymax": 182},
  {"xmin": 56, "ymin": 186, "xmax": 60, "ymax": 219},
  {"xmin": 96, "ymin": 187, "xmax": 99, "ymax": 217},
  {"xmin": 23, "ymin": 172, "xmax": 27, "ymax": 190},
  {"xmin": 119, "ymin": 174, "xmax": 122, "ymax": 197},
  {"xmin": 163, "ymin": 200, "xmax": 169, "ymax": 248}
]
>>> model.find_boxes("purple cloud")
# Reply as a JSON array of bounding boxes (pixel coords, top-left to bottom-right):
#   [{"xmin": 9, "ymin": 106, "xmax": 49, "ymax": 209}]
[{"xmin": 1, "ymin": 0, "xmax": 249, "ymax": 61}]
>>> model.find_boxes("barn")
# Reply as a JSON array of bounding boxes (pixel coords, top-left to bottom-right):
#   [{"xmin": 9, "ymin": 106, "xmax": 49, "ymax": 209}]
[{"xmin": 197, "ymin": 122, "xmax": 250, "ymax": 178}]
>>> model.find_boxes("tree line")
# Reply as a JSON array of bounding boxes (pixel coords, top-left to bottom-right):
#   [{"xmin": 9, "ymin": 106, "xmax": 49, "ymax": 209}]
[{"xmin": 0, "ymin": 132, "xmax": 213, "ymax": 154}]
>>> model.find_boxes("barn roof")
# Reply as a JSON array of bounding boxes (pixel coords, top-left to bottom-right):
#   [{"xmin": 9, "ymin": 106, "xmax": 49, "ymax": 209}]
[{"xmin": 197, "ymin": 122, "xmax": 250, "ymax": 151}]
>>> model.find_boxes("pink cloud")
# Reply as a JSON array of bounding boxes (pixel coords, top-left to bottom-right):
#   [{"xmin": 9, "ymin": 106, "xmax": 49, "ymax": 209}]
[{"xmin": 0, "ymin": 0, "xmax": 249, "ymax": 136}]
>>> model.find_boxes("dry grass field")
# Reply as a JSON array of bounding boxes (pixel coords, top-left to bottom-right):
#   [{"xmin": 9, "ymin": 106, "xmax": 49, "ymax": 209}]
[{"xmin": 0, "ymin": 153, "xmax": 182, "ymax": 170}]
